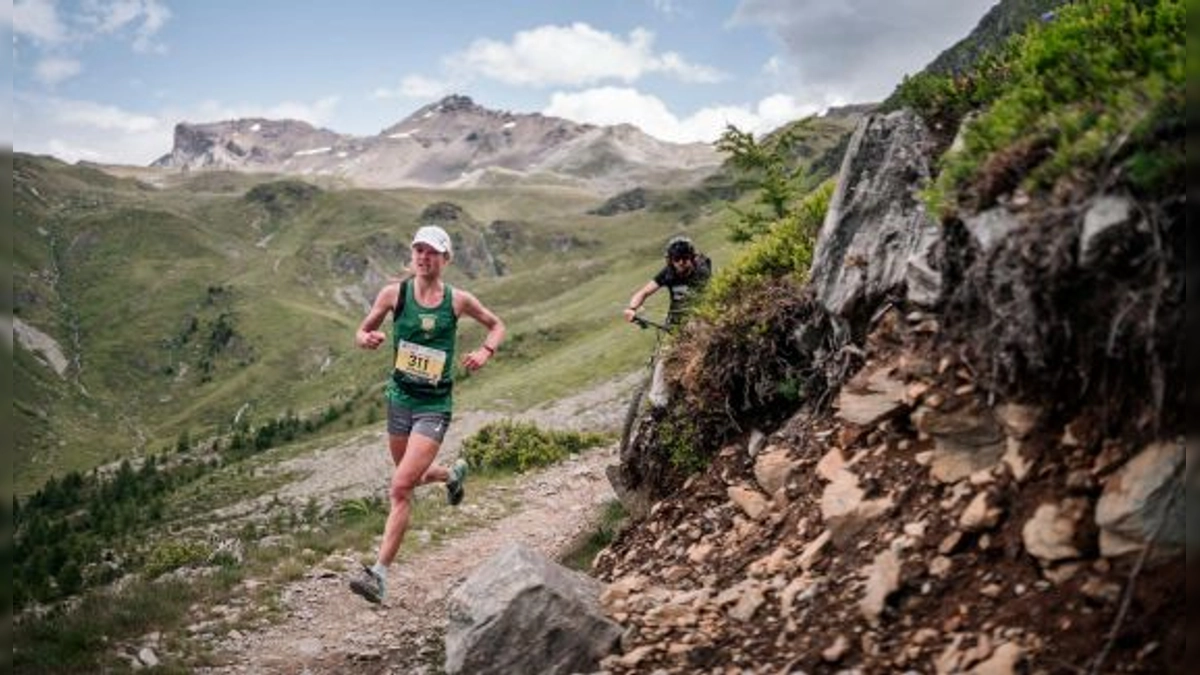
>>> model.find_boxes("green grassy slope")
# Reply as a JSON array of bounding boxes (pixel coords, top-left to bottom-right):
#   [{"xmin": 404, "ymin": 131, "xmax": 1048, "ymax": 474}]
[{"xmin": 12, "ymin": 154, "xmax": 736, "ymax": 493}]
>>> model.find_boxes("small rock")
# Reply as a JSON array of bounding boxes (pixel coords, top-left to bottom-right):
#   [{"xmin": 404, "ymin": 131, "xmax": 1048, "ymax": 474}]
[
  {"xmin": 823, "ymin": 634, "xmax": 851, "ymax": 662},
  {"xmin": 929, "ymin": 556, "xmax": 953, "ymax": 578},
  {"xmin": 779, "ymin": 576, "xmax": 812, "ymax": 615},
  {"xmin": 836, "ymin": 367, "xmax": 909, "ymax": 427},
  {"xmin": 727, "ymin": 586, "xmax": 766, "ymax": 622},
  {"xmin": 728, "ymin": 485, "xmax": 771, "ymax": 521},
  {"xmin": 816, "ymin": 447, "xmax": 848, "ymax": 481},
  {"xmin": 1043, "ymin": 562, "xmax": 1084, "ymax": 585},
  {"xmin": 754, "ymin": 447, "xmax": 794, "ymax": 496},
  {"xmin": 938, "ymin": 531, "xmax": 963, "ymax": 555},
  {"xmin": 973, "ymin": 641, "xmax": 1025, "ymax": 675},
  {"xmin": 859, "ymin": 549, "xmax": 901, "ymax": 625},
  {"xmin": 912, "ymin": 627, "xmax": 940, "ymax": 645},
  {"xmin": 1080, "ymin": 576, "xmax": 1122, "ymax": 604},
  {"xmin": 617, "ymin": 645, "xmax": 655, "ymax": 667},
  {"xmin": 137, "ymin": 647, "xmax": 159, "ymax": 668},
  {"xmin": 959, "ymin": 492, "xmax": 1003, "ymax": 532},
  {"xmin": 1022, "ymin": 500, "xmax": 1087, "ymax": 563},
  {"xmin": 686, "ymin": 542, "xmax": 714, "ymax": 564},
  {"xmin": 799, "ymin": 529, "xmax": 832, "ymax": 571},
  {"xmin": 821, "ymin": 469, "xmax": 894, "ymax": 545}
]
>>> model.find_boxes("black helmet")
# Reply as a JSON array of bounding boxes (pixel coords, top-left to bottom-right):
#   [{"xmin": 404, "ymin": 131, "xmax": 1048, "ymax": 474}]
[{"xmin": 665, "ymin": 235, "xmax": 696, "ymax": 260}]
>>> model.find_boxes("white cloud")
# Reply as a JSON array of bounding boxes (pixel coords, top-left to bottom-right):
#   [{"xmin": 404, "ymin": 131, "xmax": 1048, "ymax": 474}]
[
  {"xmin": 732, "ymin": 0, "xmax": 995, "ymax": 102},
  {"xmin": 453, "ymin": 23, "xmax": 724, "ymax": 87},
  {"xmin": 52, "ymin": 98, "xmax": 159, "ymax": 132},
  {"xmin": 34, "ymin": 57, "xmax": 82, "ymax": 86},
  {"xmin": 14, "ymin": 0, "xmax": 67, "ymax": 43},
  {"xmin": 16, "ymin": 0, "xmax": 171, "ymax": 57},
  {"xmin": 543, "ymin": 86, "xmax": 819, "ymax": 143},
  {"xmin": 88, "ymin": 0, "xmax": 146, "ymax": 32},
  {"xmin": 372, "ymin": 75, "xmax": 453, "ymax": 101},
  {"xmin": 82, "ymin": 0, "xmax": 172, "ymax": 53},
  {"xmin": 15, "ymin": 94, "xmax": 167, "ymax": 163},
  {"xmin": 132, "ymin": 0, "xmax": 172, "ymax": 53}
]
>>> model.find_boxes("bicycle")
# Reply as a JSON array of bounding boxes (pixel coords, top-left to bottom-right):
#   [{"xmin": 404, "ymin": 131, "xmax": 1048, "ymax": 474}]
[
  {"xmin": 604, "ymin": 312, "xmax": 673, "ymax": 518},
  {"xmin": 619, "ymin": 313, "xmax": 672, "ymax": 456}
]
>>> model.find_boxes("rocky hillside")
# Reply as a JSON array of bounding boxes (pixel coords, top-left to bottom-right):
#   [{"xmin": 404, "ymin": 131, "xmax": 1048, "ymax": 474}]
[
  {"xmin": 151, "ymin": 95, "xmax": 721, "ymax": 191},
  {"xmin": 582, "ymin": 2, "xmax": 1186, "ymax": 673}
]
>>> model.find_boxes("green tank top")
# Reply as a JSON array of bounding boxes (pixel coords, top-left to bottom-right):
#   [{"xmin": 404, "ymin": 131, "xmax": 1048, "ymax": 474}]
[{"xmin": 386, "ymin": 280, "xmax": 457, "ymax": 413}]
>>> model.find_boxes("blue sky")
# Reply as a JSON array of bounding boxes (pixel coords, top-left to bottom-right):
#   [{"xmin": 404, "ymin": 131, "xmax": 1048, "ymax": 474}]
[{"xmin": 5, "ymin": 0, "xmax": 996, "ymax": 166}]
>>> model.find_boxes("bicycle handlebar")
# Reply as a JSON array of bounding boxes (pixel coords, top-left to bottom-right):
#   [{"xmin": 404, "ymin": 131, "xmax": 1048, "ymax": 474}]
[{"xmin": 630, "ymin": 314, "xmax": 671, "ymax": 333}]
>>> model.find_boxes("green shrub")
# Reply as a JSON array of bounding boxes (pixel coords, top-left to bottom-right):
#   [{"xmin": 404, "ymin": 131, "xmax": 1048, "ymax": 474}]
[
  {"xmin": 143, "ymin": 539, "xmax": 212, "ymax": 578},
  {"xmin": 893, "ymin": 47, "xmax": 1017, "ymax": 130},
  {"xmin": 460, "ymin": 420, "xmax": 608, "ymax": 473},
  {"xmin": 925, "ymin": 0, "xmax": 1184, "ymax": 210},
  {"xmin": 698, "ymin": 180, "xmax": 833, "ymax": 317},
  {"xmin": 337, "ymin": 495, "xmax": 387, "ymax": 521},
  {"xmin": 716, "ymin": 121, "xmax": 838, "ymax": 242}
]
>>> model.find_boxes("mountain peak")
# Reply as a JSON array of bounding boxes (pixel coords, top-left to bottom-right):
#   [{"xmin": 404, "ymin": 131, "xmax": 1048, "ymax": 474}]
[{"xmin": 433, "ymin": 94, "xmax": 481, "ymax": 113}]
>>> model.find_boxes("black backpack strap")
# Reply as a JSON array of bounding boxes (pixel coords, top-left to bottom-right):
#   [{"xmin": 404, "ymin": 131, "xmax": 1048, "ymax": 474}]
[{"xmin": 393, "ymin": 277, "xmax": 409, "ymax": 318}]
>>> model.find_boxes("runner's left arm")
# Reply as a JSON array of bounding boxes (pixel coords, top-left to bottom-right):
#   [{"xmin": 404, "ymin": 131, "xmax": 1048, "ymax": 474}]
[{"xmin": 456, "ymin": 290, "xmax": 505, "ymax": 372}]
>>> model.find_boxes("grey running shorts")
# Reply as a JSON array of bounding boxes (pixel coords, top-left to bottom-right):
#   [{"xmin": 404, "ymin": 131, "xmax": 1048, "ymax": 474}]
[{"xmin": 387, "ymin": 402, "xmax": 451, "ymax": 442}]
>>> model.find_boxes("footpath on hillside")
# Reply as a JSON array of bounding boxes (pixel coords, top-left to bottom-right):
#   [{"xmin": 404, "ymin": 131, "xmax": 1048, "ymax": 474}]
[{"xmin": 192, "ymin": 374, "xmax": 639, "ymax": 674}]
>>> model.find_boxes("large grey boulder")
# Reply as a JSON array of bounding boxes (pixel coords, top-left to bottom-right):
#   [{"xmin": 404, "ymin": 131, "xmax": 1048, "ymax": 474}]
[
  {"xmin": 808, "ymin": 109, "xmax": 941, "ymax": 318},
  {"xmin": 445, "ymin": 543, "xmax": 621, "ymax": 675},
  {"xmin": 1095, "ymin": 440, "xmax": 1185, "ymax": 557}
]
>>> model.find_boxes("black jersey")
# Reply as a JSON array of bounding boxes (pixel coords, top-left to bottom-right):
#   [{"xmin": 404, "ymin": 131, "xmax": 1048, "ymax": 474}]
[{"xmin": 653, "ymin": 254, "xmax": 712, "ymax": 325}]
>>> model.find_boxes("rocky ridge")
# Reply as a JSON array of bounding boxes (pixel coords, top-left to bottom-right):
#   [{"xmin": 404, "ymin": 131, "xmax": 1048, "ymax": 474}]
[{"xmin": 151, "ymin": 94, "xmax": 722, "ymax": 191}]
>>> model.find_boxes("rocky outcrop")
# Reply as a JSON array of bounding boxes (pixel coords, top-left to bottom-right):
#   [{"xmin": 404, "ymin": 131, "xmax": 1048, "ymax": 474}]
[
  {"xmin": 153, "ymin": 119, "xmax": 343, "ymax": 170},
  {"xmin": 807, "ymin": 110, "xmax": 941, "ymax": 321},
  {"xmin": 445, "ymin": 543, "xmax": 621, "ymax": 675},
  {"xmin": 595, "ymin": 309, "xmax": 1185, "ymax": 673}
]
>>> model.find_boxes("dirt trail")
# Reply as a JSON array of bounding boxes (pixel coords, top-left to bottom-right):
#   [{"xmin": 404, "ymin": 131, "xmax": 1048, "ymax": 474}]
[{"xmin": 195, "ymin": 374, "xmax": 640, "ymax": 674}]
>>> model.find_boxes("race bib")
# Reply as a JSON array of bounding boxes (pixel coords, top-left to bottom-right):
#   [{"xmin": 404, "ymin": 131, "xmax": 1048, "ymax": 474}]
[{"xmin": 394, "ymin": 340, "xmax": 447, "ymax": 383}]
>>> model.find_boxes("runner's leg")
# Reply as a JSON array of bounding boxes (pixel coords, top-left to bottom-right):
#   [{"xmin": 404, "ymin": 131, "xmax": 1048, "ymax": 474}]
[{"xmin": 378, "ymin": 432, "xmax": 441, "ymax": 567}]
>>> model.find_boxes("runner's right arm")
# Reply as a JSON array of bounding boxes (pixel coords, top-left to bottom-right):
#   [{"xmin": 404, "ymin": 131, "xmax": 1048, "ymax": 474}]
[{"xmin": 356, "ymin": 283, "xmax": 400, "ymax": 350}]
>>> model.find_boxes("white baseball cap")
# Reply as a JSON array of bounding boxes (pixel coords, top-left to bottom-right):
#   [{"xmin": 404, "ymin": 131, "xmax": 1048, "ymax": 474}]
[{"xmin": 412, "ymin": 225, "xmax": 452, "ymax": 254}]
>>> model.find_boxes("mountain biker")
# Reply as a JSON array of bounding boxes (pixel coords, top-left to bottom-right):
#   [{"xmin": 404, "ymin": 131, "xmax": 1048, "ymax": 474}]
[
  {"xmin": 348, "ymin": 224, "xmax": 505, "ymax": 605},
  {"xmin": 622, "ymin": 235, "xmax": 712, "ymax": 406}
]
